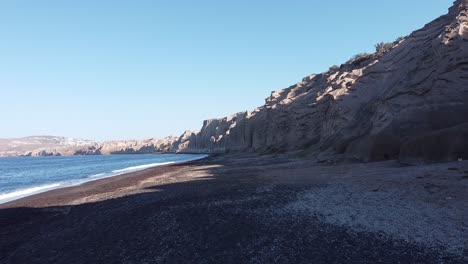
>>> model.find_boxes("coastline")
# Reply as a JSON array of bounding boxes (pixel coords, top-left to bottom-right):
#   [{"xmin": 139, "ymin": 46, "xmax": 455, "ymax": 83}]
[
  {"xmin": 0, "ymin": 157, "xmax": 209, "ymax": 209},
  {"xmin": 1, "ymin": 154, "xmax": 467, "ymax": 263},
  {"xmin": 0, "ymin": 154, "xmax": 208, "ymax": 206}
]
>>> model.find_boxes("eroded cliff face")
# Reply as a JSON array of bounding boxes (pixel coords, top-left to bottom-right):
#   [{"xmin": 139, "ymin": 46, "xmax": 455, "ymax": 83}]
[{"xmin": 174, "ymin": 0, "xmax": 468, "ymax": 163}]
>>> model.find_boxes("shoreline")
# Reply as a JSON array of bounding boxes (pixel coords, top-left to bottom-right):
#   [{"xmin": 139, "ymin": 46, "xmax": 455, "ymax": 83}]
[
  {"xmin": 0, "ymin": 152, "xmax": 211, "ymax": 158},
  {"xmin": 0, "ymin": 155, "xmax": 209, "ymax": 208},
  {"xmin": 1, "ymin": 154, "xmax": 466, "ymax": 263}
]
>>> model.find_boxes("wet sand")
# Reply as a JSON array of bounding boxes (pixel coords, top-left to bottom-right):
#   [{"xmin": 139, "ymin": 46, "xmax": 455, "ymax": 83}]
[{"xmin": 1, "ymin": 154, "xmax": 467, "ymax": 263}]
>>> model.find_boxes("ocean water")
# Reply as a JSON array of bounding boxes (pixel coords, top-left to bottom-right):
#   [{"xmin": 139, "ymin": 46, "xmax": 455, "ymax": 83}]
[{"xmin": 0, "ymin": 154, "xmax": 207, "ymax": 204}]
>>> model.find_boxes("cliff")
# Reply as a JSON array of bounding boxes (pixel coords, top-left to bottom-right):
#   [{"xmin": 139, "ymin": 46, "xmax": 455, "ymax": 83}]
[
  {"xmin": 1, "ymin": 1, "xmax": 467, "ymax": 163},
  {"xmin": 173, "ymin": 0, "xmax": 468, "ymax": 164}
]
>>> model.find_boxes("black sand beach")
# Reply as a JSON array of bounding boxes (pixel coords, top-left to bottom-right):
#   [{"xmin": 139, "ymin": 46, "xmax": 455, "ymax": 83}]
[{"xmin": 1, "ymin": 154, "xmax": 467, "ymax": 263}]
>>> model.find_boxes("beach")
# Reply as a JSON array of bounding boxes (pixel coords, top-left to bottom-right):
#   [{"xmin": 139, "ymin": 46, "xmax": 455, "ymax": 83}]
[{"xmin": 1, "ymin": 154, "xmax": 467, "ymax": 263}]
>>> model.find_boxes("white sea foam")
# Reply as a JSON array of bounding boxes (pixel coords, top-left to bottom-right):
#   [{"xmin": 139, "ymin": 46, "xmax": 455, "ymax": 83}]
[
  {"xmin": 112, "ymin": 162, "xmax": 175, "ymax": 173},
  {"xmin": 0, "ymin": 183, "xmax": 62, "ymax": 204},
  {"xmin": 87, "ymin": 173, "xmax": 106, "ymax": 178}
]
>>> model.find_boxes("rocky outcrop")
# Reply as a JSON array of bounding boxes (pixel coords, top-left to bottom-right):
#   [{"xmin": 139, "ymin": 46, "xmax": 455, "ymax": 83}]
[
  {"xmin": 73, "ymin": 146, "xmax": 101, "ymax": 155},
  {"xmin": 178, "ymin": 113, "xmax": 254, "ymax": 153},
  {"xmin": 172, "ymin": 0, "xmax": 468, "ymax": 163},
  {"xmin": 98, "ymin": 137, "xmax": 178, "ymax": 155}
]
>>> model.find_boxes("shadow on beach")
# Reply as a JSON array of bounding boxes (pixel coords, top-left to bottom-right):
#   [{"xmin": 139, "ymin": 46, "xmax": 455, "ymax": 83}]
[{"xmin": 0, "ymin": 155, "xmax": 466, "ymax": 264}]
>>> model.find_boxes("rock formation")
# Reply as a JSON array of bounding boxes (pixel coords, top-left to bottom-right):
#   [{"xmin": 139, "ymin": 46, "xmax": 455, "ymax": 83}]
[
  {"xmin": 173, "ymin": 0, "xmax": 468, "ymax": 164},
  {"xmin": 98, "ymin": 137, "xmax": 178, "ymax": 155}
]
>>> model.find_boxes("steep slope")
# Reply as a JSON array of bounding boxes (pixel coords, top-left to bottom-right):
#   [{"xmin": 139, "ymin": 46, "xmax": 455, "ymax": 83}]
[{"xmin": 175, "ymin": 0, "xmax": 468, "ymax": 163}]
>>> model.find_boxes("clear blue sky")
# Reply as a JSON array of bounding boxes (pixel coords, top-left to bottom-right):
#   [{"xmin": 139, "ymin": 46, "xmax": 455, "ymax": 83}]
[{"xmin": 0, "ymin": 0, "xmax": 452, "ymax": 141}]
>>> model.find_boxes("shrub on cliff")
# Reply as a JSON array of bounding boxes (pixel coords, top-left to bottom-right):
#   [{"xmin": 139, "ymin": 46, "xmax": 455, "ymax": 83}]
[{"xmin": 375, "ymin": 42, "xmax": 394, "ymax": 55}]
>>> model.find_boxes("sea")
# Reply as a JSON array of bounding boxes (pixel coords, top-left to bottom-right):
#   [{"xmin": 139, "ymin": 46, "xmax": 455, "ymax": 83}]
[{"xmin": 0, "ymin": 153, "xmax": 207, "ymax": 204}]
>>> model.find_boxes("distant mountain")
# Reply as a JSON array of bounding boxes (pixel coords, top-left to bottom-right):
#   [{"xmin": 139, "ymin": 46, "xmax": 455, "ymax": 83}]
[
  {"xmin": 0, "ymin": 136, "xmax": 97, "ymax": 157},
  {"xmin": 0, "ymin": 136, "xmax": 178, "ymax": 157}
]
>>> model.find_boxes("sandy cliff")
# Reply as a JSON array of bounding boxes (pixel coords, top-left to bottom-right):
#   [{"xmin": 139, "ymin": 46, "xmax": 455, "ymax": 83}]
[{"xmin": 174, "ymin": 0, "xmax": 468, "ymax": 164}]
